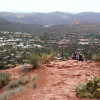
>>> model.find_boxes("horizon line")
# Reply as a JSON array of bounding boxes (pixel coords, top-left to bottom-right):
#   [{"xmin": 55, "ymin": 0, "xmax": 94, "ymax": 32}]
[{"xmin": 0, "ymin": 11, "xmax": 100, "ymax": 14}]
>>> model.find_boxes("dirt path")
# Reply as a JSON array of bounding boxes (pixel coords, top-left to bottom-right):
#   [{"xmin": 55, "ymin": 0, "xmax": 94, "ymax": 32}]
[{"xmin": 8, "ymin": 60, "xmax": 100, "ymax": 100}]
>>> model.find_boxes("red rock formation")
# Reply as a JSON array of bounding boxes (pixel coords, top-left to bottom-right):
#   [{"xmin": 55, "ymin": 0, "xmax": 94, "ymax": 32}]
[{"xmin": 1, "ymin": 60, "xmax": 100, "ymax": 100}]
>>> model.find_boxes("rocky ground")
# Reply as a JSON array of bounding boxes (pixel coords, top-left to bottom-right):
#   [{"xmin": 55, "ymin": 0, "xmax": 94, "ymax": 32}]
[{"xmin": 1, "ymin": 60, "xmax": 100, "ymax": 100}]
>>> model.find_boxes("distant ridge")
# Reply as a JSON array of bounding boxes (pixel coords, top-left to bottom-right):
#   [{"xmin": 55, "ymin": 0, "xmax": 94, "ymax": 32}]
[
  {"xmin": 0, "ymin": 12, "xmax": 100, "ymax": 25},
  {"xmin": 0, "ymin": 15, "xmax": 100, "ymax": 33},
  {"xmin": 0, "ymin": 17, "xmax": 44, "ymax": 32}
]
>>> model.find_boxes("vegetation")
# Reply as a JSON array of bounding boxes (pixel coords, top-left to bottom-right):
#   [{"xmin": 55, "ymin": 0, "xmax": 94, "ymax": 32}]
[
  {"xmin": 0, "ymin": 86, "xmax": 26, "ymax": 100},
  {"xmin": 41, "ymin": 52, "xmax": 57, "ymax": 64},
  {"xmin": 28, "ymin": 52, "xmax": 56, "ymax": 69},
  {"xmin": 0, "ymin": 17, "xmax": 44, "ymax": 33},
  {"xmin": 6, "ymin": 79, "xmax": 21, "ymax": 90},
  {"xmin": 0, "ymin": 29, "xmax": 100, "ymax": 70},
  {"xmin": 0, "ymin": 74, "xmax": 38, "ymax": 100},
  {"xmin": 31, "ymin": 74, "xmax": 38, "ymax": 81},
  {"xmin": 0, "ymin": 72, "xmax": 39, "ymax": 100},
  {"xmin": 76, "ymin": 77, "xmax": 100, "ymax": 99},
  {"xmin": 6, "ymin": 78, "xmax": 29, "ymax": 90},
  {"xmin": 0, "ymin": 72, "xmax": 10, "ymax": 88},
  {"xmin": 28, "ymin": 53, "xmax": 41, "ymax": 69},
  {"xmin": 0, "ymin": 62, "xmax": 5, "ymax": 69},
  {"xmin": 92, "ymin": 53, "xmax": 100, "ymax": 61}
]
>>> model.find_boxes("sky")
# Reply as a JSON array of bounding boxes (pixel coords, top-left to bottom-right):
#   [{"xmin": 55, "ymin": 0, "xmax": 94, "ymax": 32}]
[{"xmin": 0, "ymin": 0, "xmax": 100, "ymax": 13}]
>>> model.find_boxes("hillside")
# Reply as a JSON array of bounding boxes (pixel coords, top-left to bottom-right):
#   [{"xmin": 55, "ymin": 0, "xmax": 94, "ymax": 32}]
[
  {"xmin": 1, "ymin": 60, "xmax": 100, "ymax": 100},
  {"xmin": 1, "ymin": 17, "xmax": 100, "ymax": 33},
  {"xmin": 47, "ymin": 22, "xmax": 100, "ymax": 33},
  {"xmin": 0, "ymin": 12, "xmax": 100, "ymax": 25},
  {"xmin": 0, "ymin": 17, "xmax": 44, "ymax": 32}
]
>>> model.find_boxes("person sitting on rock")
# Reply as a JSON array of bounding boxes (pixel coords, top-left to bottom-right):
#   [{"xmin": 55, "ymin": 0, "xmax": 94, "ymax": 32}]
[
  {"xmin": 71, "ymin": 52, "xmax": 77, "ymax": 60},
  {"xmin": 78, "ymin": 53, "xmax": 85, "ymax": 61}
]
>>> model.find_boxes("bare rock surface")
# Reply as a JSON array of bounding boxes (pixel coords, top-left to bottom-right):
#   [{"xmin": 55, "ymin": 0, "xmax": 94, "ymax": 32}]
[{"xmin": 2, "ymin": 60, "xmax": 100, "ymax": 100}]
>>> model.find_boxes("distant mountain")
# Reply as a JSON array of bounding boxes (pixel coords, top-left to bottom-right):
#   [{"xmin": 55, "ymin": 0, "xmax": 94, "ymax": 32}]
[
  {"xmin": 0, "ymin": 12, "xmax": 100, "ymax": 25},
  {"xmin": 48, "ymin": 22, "xmax": 100, "ymax": 33},
  {"xmin": 0, "ymin": 17, "xmax": 44, "ymax": 32},
  {"xmin": 0, "ymin": 17, "xmax": 9, "ymax": 23},
  {"xmin": 0, "ymin": 16, "xmax": 100, "ymax": 33}
]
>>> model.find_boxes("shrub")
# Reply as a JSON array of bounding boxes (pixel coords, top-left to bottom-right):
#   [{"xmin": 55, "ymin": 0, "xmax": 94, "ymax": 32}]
[
  {"xmin": 6, "ymin": 78, "xmax": 29, "ymax": 90},
  {"xmin": 6, "ymin": 79, "xmax": 19, "ymax": 90},
  {"xmin": 0, "ymin": 62, "xmax": 5, "ymax": 69},
  {"xmin": 41, "ymin": 53, "xmax": 56, "ymax": 64},
  {"xmin": 92, "ymin": 54, "xmax": 100, "ymax": 61},
  {"xmin": 18, "ymin": 77, "xmax": 30, "ymax": 85},
  {"xmin": 0, "ymin": 86, "xmax": 26, "ymax": 100},
  {"xmin": 31, "ymin": 74, "xmax": 38, "ymax": 81},
  {"xmin": 48, "ymin": 52, "xmax": 57, "ymax": 61},
  {"xmin": 41, "ymin": 53, "xmax": 50, "ymax": 64},
  {"xmin": 10, "ymin": 64, "xmax": 16, "ymax": 69},
  {"xmin": 76, "ymin": 77, "xmax": 100, "ymax": 99},
  {"xmin": 0, "ymin": 72, "xmax": 10, "ymax": 88},
  {"xmin": 28, "ymin": 53, "xmax": 41, "ymax": 69}
]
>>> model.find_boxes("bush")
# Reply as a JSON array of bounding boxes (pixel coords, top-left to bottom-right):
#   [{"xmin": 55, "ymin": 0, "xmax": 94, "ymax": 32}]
[
  {"xmin": 0, "ymin": 72, "xmax": 10, "ymax": 88},
  {"xmin": 28, "ymin": 53, "xmax": 41, "ymax": 69},
  {"xmin": 10, "ymin": 64, "xmax": 16, "ymax": 69},
  {"xmin": 31, "ymin": 74, "xmax": 38, "ymax": 81},
  {"xmin": 49, "ymin": 52, "xmax": 57, "ymax": 61},
  {"xmin": 6, "ymin": 79, "xmax": 19, "ymax": 90},
  {"xmin": 76, "ymin": 77, "xmax": 100, "ymax": 99},
  {"xmin": 0, "ymin": 86, "xmax": 26, "ymax": 100},
  {"xmin": 41, "ymin": 53, "xmax": 50, "ymax": 64},
  {"xmin": 18, "ymin": 77, "xmax": 30, "ymax": 85},
  {"xmin": 6, "ymin": 78, "xmax": 29, "ymax": 90},
  {"xmin": 41, "ymin": 53, "xmax": 56, "ymax": 64},
  {"xmin": 28, "ymin": 52, "xmax": 56, "ymax": 69},
  {"xmin": 0, "ymin": 62, "xmax": 5, "ymax": 69},
  {"xmin": 92, "ymin": 54, "xmax": 100, "ymax": 61}
]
